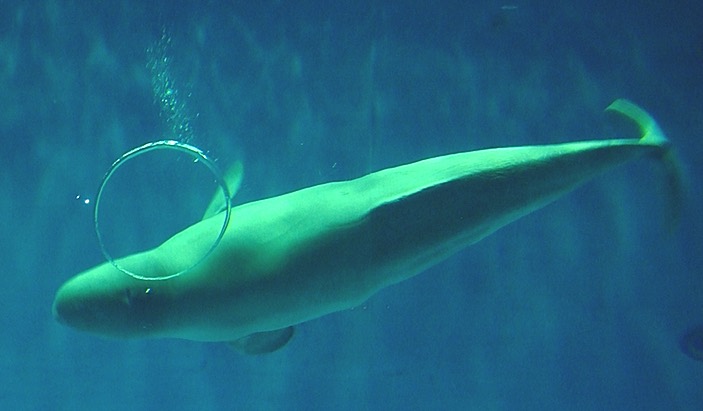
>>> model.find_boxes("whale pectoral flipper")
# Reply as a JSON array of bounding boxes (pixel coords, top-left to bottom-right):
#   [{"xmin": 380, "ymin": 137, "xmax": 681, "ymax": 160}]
[
  {"xmin": 227, "ymin": 326, "xmax": 295, "ymax": 355},
  {"xmin": 202, "ymin": 161, "xmax": 244, "ymax": 220}
]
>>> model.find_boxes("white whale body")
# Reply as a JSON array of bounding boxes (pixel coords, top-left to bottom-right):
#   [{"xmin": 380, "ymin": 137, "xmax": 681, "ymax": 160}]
[{"xmin": 53, "ymin": 100, "xmax": 679, "ymax": 354}]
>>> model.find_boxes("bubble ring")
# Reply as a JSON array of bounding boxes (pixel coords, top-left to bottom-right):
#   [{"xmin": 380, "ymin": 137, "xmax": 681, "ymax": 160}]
[{"xmin": 94, "ymin": 140, "xmax": 231, "ymax": 281}]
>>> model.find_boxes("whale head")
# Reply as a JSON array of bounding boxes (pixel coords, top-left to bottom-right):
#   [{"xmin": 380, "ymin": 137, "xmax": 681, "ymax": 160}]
[{"xmin": 52, "ymin": 252, "xmax": 174, "ymax": 339}]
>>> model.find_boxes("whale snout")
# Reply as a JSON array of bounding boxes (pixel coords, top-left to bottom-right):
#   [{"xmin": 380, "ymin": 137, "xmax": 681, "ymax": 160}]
[
  {"xmin": 52, "ymin": 278, "xmax": 114, "ymax": 334},
  {"xmin": 52, "ymin": 287, "xmax": 72, "ymax": 326},
  {"xmin": 52, "ymin": 264, "xmax": 169, "ymax": 339}
]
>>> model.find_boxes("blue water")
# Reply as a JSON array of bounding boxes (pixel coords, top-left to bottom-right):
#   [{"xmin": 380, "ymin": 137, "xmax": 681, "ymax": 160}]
[{"xmin": 2, "ymin": 1, "xmax": 702, "ymax": 410}]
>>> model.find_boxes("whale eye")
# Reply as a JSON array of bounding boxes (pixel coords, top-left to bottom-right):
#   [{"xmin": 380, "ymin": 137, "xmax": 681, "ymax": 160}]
[
  {"xmin": 123, "ymin": 287, "xmax": 154, "ymax": 310},
  {"xmin": 123, "ymin": 288, "xmax": 133, "ymax": 306}
]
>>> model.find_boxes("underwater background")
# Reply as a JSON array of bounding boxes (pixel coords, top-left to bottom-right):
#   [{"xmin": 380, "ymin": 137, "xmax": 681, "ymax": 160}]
[{"xmin": 1, "ymin": 1, "xmax": 701, "ymax": 410}]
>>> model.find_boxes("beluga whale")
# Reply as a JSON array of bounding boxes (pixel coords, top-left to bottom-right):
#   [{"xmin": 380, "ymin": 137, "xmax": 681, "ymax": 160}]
[{"xmin": 53, "ymin": 99, "xmax": 680, "ymax": 354}]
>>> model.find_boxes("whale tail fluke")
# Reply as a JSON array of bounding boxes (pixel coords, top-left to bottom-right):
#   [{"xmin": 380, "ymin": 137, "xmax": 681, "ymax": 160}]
[
  {"xmin": 607, "ymin": 99, "xmax": 685, "ymax": 230},
  {"xmin": 658, "ymin": 148, "xmax": 686, "ymax": 231},
  {"xmin": 605, "ymin": 99, "xmax": 670, "ymax": 147}
]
